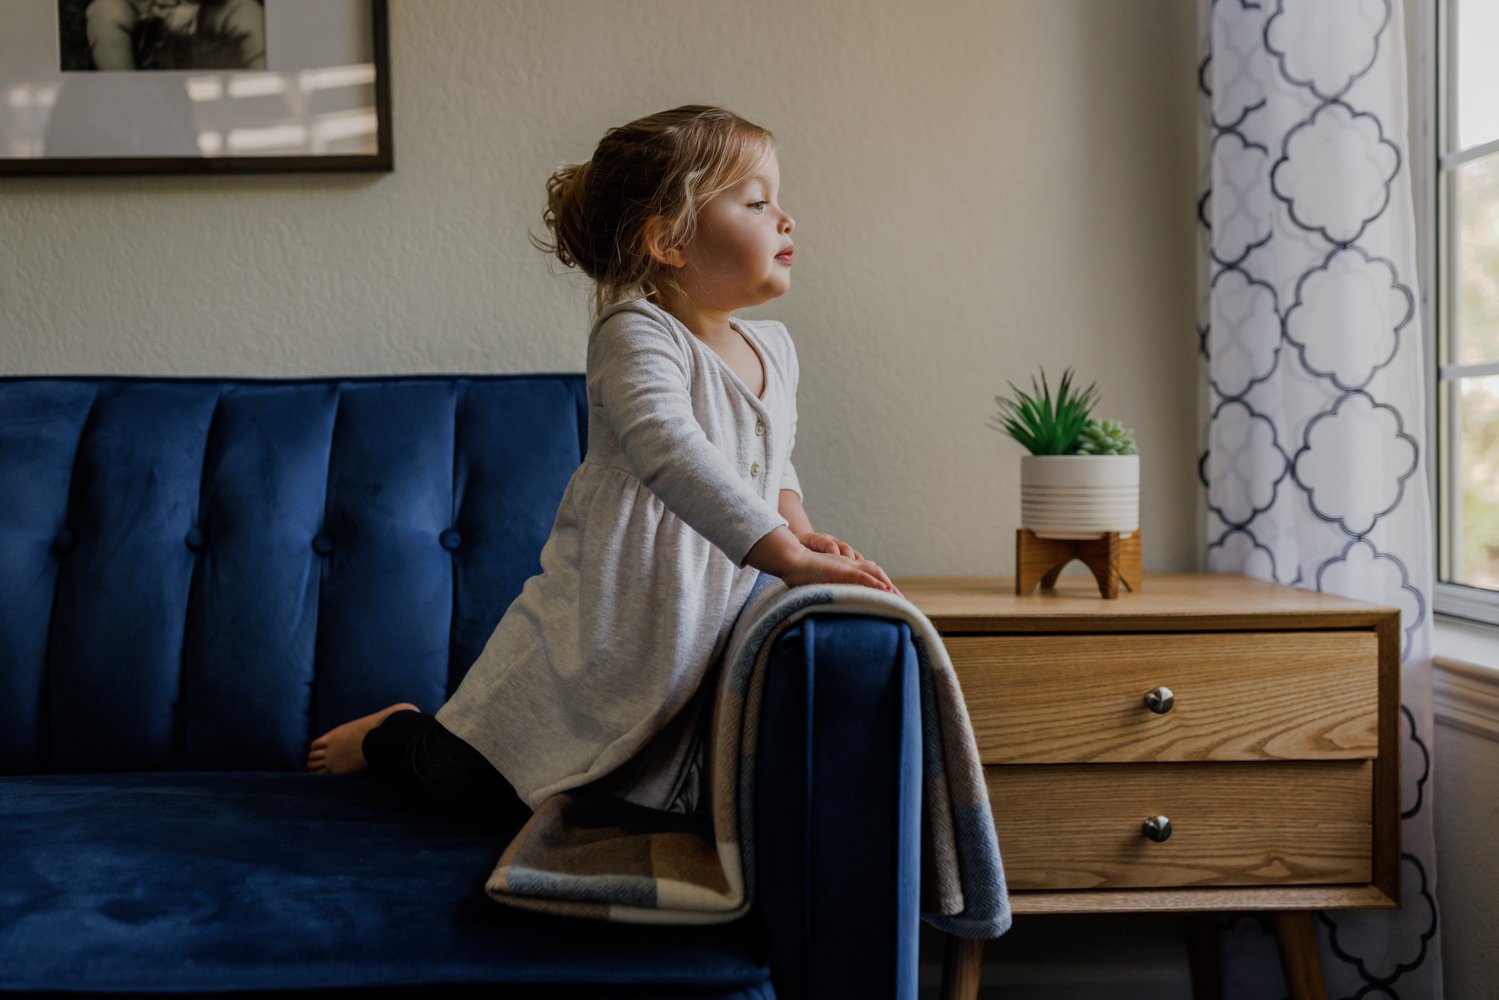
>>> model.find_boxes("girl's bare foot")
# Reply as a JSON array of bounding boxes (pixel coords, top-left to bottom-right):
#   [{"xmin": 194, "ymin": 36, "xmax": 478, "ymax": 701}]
[{"xmin": 307, "ymin": 702, "xmax": 420, "ymax": 774}]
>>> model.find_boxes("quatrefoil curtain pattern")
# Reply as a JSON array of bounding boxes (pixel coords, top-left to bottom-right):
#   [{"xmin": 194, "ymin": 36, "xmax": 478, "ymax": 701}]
[{"xmin": 1197, "ymin": 1, "xmax": 1442, "ymax": 997}]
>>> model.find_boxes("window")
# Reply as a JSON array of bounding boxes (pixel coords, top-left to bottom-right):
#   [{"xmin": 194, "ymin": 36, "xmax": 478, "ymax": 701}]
[{"xmin": 1433, "ymin": 0, "xmax": 1499, "ymax": 626}]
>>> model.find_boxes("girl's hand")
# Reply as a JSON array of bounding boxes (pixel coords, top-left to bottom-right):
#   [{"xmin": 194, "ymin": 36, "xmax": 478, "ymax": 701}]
[
  {"xmin": 794, "ymin": 530, "xmax": 862, "ymax": 561},
  {"xmin": 781, "ymin": 548, "xmax": 904, "ymax": 597}
]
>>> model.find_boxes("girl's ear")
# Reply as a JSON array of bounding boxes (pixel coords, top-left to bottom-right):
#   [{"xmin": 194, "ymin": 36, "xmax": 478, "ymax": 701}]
[{"xmin": 642, "ymin": 216, "xmax": 687, "ymax": 268}]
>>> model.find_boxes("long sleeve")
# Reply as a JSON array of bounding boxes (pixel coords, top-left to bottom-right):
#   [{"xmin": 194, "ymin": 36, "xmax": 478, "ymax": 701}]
[
  {"xmin": 780, "ymin": 335, "xmax": 802, "ymax": 500},
  {"xmin": 588, "ymin": 307, "xmax": 789, "ymax": 568}
]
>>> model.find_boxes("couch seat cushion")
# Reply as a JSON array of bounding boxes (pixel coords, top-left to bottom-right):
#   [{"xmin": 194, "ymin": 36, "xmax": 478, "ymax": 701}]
[{"xmin": 0, "ymin": 772, "xmax": 772, "ymax": 995}]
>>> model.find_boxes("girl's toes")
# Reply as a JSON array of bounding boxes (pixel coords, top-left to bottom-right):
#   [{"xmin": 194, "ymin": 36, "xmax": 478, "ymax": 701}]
[{"xmin": 310, "ymin": 736, "xmax": 329, "ymax": 750}]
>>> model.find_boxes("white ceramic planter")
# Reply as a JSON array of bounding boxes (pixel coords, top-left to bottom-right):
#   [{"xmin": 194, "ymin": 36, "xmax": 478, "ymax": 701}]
[{"xmin": 1020, "ymin": 454, "xmax": 1139, "ymax": 540}]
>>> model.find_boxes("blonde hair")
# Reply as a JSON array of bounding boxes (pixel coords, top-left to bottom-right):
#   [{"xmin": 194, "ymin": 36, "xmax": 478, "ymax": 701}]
[{"xmin": 531, "ymin": 105, "xmax": 776, "ymax": 319}]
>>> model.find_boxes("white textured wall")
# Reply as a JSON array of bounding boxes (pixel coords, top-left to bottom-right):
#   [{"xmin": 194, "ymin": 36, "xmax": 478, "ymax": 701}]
[{"xmin": 0, "ymin": 0, "xmax": 1200, "ymax": 581}]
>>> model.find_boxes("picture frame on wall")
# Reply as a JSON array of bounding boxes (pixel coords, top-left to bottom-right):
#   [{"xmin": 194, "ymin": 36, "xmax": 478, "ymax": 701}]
[{"xmin": 0, "ymin": 0, "xmax": 392, "ymax": 175}]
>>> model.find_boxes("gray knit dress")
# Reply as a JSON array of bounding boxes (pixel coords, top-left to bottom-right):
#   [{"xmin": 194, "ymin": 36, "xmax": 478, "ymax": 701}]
[{"xmin": 435, "ymin": 297, "xmax": 802, "ymax": 813}]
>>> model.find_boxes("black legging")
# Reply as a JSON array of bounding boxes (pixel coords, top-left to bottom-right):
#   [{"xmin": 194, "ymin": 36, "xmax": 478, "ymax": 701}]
[{"xmin": 361, "ymin": 709, "xmax": 532, "ymax": 826}]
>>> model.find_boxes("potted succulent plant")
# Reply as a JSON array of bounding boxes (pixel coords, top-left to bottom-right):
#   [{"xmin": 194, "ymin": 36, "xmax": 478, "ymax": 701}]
[{"xmin": 987, "ymin": 366, "xmax": 1139, "ymax": 540}]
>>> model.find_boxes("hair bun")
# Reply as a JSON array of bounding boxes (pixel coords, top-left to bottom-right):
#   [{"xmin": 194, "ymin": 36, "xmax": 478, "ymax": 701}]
[{"xmin": 535, "ymin": 160, "xmax": 593, "ymax": 271}]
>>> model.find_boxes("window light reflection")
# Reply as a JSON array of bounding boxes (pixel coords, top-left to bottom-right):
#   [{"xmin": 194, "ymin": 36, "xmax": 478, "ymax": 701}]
[
  {"xmin": 4, "ymin": 64, "xmax": 376, "ymax": 159},
  {"xmin": 185, "ymin": 77, "xmax": 223, "ymax": 102},
  {"xmin": 314, "ymin": 110, "xmax": 377, "ymax": 142},
  {"xmin": 299, "ymin": 65, "xmax": 376, "ymax": 91},
  {"xmin": 227, "ymin": 75, "xmax": 286, "ymax": 99},
  {"xmin": 227, "ymin": 123, "xmax": 308, "ymax": 152},
  {"xmin": 7, "ymin": 85, "xmax": 58, "ymax": 110}
]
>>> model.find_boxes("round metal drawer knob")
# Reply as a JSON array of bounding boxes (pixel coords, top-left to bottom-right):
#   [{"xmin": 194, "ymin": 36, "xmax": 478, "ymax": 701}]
[
  {"xmin": 1143, "ymin": 815, "xmax": 1173, "ymax": 842},
  {"xmin": 1144, "ymin": 686, "xmax": 1175, "ymax": 714}
]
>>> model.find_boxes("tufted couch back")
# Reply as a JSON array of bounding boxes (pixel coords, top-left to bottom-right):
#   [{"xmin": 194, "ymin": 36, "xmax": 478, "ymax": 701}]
[{"xmin": 0, "ymin": 376, "xmax": 587, "ymax": 775}]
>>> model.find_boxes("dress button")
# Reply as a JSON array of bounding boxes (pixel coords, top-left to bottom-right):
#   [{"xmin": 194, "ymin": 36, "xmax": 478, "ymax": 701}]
[
  {"xmin": 750, "ymin": 462, "xmax": 760, "ymax": 478},
  {"xmin": 755, "ymin": 419, "xmax": 765, "ymax": 436},
  {"xmin": 312, "ymin": 533, "xmax": 334, "ymax": 555},
  {"xmin": 439, "ymin": 528, "xmax": 462, "ymax": 551},
  {"xmin": 184, "ymin": 527, "xmax": 205, "ymax": 552},
  {"xmin": 54, "ymin": 529, "xmax": 76, "ymax": 553}
]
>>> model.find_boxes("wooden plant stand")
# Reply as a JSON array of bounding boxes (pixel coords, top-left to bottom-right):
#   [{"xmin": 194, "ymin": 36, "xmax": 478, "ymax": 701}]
[{"xmin": 1015, "ymin": 527, "xmax": 1142, "ymax": 599}]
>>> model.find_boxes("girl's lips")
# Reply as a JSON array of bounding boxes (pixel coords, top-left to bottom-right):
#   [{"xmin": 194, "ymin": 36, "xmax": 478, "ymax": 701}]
[{"xmin": 775, "ymin": 250, "xmax": 794, "ymax": 263}]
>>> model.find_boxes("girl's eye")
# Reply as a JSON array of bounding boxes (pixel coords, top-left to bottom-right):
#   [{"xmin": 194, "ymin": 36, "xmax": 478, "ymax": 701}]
[{"xmin": 749, "ymin": 200, "xmax": 768, "ymax": 211}]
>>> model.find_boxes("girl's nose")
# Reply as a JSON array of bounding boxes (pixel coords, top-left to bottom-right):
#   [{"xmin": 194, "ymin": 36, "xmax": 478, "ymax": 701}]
[{"xmin": 780, "ymin": 212, "xmax": 795, "ymax": 234}]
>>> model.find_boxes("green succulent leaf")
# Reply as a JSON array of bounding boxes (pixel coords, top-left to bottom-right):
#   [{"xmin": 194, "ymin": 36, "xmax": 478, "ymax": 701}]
[
  {"xmin": 987, "ymin": 365, "xmax": 1101, "ymax": 454},
  {"xmin": 1075, "ymin": 417, "xmax": 1138, "ymax": 455}
]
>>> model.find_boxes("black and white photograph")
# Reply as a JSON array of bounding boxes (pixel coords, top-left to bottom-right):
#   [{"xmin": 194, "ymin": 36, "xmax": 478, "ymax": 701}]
[
  {"xmin": 58, "ymin": 0, "xmax": 267, "ymax": 72},
  {"xmin": 0, "ymin": 0, "xmax": 388, "ymax": 173}
]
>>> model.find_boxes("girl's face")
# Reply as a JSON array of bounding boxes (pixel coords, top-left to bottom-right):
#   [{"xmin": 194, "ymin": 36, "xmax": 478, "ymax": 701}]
[{"xmin": 674, "ymin": 151, "xmax": 796, "ymax": 313}]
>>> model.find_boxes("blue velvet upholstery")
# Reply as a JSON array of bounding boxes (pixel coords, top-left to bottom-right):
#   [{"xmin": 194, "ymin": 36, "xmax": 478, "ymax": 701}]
[
  {"xmin": 0, "ymin": 771, "xmax": 772, "ymax": 995},
  {"xmin": 0, "ymin": 375, "xmax": 922, "ymax": 998},
  {"xmin": 754, "ymin": 617, "xmax": 923, "ymax": 1000},
  {"xmin": 0, "ymin": 376, "xmax": 586, "ymax": 772}
]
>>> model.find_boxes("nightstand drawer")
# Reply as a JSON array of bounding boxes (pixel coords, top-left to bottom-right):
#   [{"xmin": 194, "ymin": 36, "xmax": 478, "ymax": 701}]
[
  {"xmin": 950, "ymin": 631, "xmax": 1378, "ymax": 764},
  {"xmin": 988, "ymin": 760, "xmax": 1373, "ymax": 891}
]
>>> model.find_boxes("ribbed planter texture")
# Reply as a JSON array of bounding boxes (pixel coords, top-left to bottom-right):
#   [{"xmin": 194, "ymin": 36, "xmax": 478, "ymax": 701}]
[{"xmin": 1020, "ymin": 454, "xmax": 1139, "ymax": 540}]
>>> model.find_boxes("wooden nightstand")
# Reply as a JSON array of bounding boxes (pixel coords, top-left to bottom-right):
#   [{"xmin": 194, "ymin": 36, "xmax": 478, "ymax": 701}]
[{"xmin": 890, "ymin": 573, "xmax": 1401, "ymax": 1000}]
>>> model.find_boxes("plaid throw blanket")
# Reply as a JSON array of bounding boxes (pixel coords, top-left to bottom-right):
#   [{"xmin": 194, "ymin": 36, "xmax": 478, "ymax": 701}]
[{"xmin": 484, "ymin": 574, "xmax": 1012, "ymax": 940}]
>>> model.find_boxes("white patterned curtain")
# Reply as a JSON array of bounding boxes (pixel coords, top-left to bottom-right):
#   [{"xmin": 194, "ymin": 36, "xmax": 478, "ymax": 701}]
[{"xmin": 1196, "ymin": 0, "xmax": 1442, "ymax": 997}]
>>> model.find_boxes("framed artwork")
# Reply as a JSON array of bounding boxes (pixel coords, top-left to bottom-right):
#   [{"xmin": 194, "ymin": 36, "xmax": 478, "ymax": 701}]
[{"xmin": 0, "ymin": 0, "xmax": 391, "ymax": 174}]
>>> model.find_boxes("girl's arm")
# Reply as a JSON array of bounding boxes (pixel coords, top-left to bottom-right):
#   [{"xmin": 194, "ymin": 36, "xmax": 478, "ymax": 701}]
[
  {"xmin": 590, "ymin": 310, "xmax": 792, "ymax": 569},
  {"xmin": 588, "ymin": 308, "xmax": 892, "ymax": 589},
  {"xmin": 781, "ymin": 488, "xmax": 883, "ymax": 571},
  {"xmin": 779, "ymin": 489, "xmax": 812, "ymax": 535}
]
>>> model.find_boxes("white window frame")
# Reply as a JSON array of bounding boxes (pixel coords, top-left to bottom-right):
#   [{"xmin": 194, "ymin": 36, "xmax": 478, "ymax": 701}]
[{"xmin": 1420, "ymin": 0, "xmax": 1499, "ymax": 630}]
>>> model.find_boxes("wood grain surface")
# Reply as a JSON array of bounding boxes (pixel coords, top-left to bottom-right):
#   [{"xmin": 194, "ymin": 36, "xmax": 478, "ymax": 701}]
[
  {"xmin": 987, "ymin": 761, "xmax": 1374, "ymax": 891},
  {"xmin": 950, "ymin": 631, "xmax": 1379, "ymax": 763},
  {"xmin": 894, "ymin": 573, "xmax": 1400, "ymax": 929},
  {"xmin": 888, "ymin": 573, "xmax": 1399, "ymax": 633}
]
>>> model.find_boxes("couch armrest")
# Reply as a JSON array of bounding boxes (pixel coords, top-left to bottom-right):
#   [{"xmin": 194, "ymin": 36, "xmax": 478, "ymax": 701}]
[{"xmin": 751, "ymin": 614, "xmax": 922, "ymax": 1000}]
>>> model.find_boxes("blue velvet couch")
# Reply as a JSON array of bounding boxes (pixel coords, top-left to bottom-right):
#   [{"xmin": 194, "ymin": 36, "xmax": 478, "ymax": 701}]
[{"xmin": 0, "ymin": 374, "xmax": 924, "ymax": 999}]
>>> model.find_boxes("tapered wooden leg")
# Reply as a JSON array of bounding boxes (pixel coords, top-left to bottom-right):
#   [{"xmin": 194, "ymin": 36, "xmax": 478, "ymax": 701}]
[
  {"xmin": 939, "ymin": 935, "xmax": 984, "ymax": 1000},
  {"xmin": 1084, "ymin": 533, "xmax": 1123, "ymax": 598},
  {"xmin": 1273, "ymin": 911, "xmax": 1328, "ymax": 1000},
  {"xmin": 1185, "ymin": 914, "xmax": 1223, "ymax": 1000}
]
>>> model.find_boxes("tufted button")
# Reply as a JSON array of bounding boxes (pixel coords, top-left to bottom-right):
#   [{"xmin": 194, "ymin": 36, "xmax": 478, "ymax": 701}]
[
  {"xmin": 184, "ymin": 527, "xmax": 205, "ymax": 552},
  {"xmin": 311, "ymin": 533, "xmax": 334, "ymax": 556},
  {"xmin": 439, "ymin": 528, "xmax": 463, "ymax": 551},
  {"xmin": 755, "ymin": 419, "xmax": 765, "ymax": 436},
  {"xmin": 750, "ymin": 462, "xmax": 760, "ymax": 478},
  {"xmin": 54, "ymin": 528, "xmax": 76, "ymax": 554}
]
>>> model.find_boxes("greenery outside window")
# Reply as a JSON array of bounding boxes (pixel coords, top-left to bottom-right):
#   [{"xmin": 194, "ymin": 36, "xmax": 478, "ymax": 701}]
[{"xmin": 1433, "ymin": 0, "xmax": 1499, "ymax": 627}]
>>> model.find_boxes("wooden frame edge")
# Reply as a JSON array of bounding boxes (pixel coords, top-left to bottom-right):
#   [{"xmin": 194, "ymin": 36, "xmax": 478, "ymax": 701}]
[
  {"xmin": 1010, "ymin": 884, "xmax": 1399, "ymax": 915},
  {"xmin": 1373, "ymin": 610, "xmax": 1404, "ymax": 908}
]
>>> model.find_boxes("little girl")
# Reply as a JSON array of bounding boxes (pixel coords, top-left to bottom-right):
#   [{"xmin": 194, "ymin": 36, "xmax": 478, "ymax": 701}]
[{"xmin": 307, "ymin": 105, "xmax": 902, "ymax": 824}]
